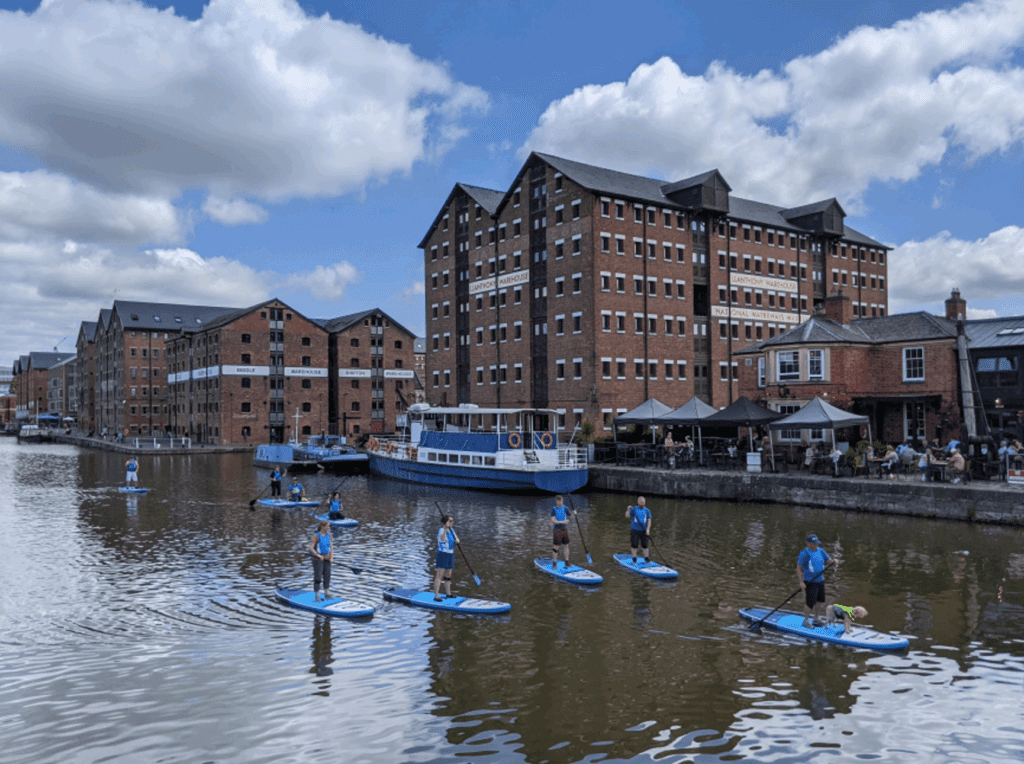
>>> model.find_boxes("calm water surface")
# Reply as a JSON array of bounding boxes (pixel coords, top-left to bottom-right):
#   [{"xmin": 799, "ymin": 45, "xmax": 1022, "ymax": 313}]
[{"xmin": 2, "ymin": 440, "xmax": 1024, "ymax": 763}]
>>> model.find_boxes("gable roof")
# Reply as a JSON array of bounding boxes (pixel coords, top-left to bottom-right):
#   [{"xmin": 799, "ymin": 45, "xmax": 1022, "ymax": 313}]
[
  {"xmin": 780, "ymin": 198, "xmax": 846, "ymax": 220},
  {"xmin": 78, "ymin": 320, "xmax": 99, "ymax": 344},
  {"xmin": 417, "ymin": 182, "xmax": 505, "ymax": 248},
  {"xmin": 28, "ymin": 351, "xmax": 75, "ymax": 370},
  {"xmin": 736, "ymin": 312, "xmax": 958, "ymax": 354},
  {"xmin": 184, "ymin": 298, "xmax": 325, "ymax": 335},
  {"xmin": 321, "ymin": 307, "xmax": 416, "ymax": 339},
  {"xmin": 111, "ymin": 300, "xmax": 236, "ymax": 332}
]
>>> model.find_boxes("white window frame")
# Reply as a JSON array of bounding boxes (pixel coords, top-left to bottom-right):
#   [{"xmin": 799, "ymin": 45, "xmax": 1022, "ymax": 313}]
[{"xmin": 903, "ymin": 347, "xmax": 925, "ymax": 382}]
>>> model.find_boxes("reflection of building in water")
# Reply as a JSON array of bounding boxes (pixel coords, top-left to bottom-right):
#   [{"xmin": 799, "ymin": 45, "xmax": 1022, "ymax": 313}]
[
  {"xmin": 978, "ymin": 602, "xmax": 1024, "ymax": 640},
  {"xmin": 742, "ymin": 520, "xmax": 764, "ymax": 557}
]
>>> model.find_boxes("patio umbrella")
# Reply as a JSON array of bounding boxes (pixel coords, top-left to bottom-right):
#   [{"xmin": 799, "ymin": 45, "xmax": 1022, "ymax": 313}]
[
  {"xmin": 613, "ymin": 398, "xmax": 673, "ymax": 443},
  {"xmin": 656, "ymin": 395, "xmax": 718, "ymax": 465}
]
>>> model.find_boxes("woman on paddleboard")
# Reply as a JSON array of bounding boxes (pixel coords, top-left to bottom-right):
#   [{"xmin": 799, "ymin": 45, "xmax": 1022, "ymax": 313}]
[
  {"xmin": 625, "ymin": 496, "xmax": 652, "ymax": 565},
  {"xmin": 270, "ymin": 465, "xmax": 283, "ymax": 497},
  {"xmin": 433, "ymin": 515, "xmax": 459, "ymax": 601},
  {"xmin": 308, "ymin": 519, "xmax": 333, "ymax": 601},
  {"xmin": 550, "ymin": 495, "xmax": 576, "ymax": 569},
  {"xmin": 327, "ymin": 491, "xmax": 345, "ymax": 520}
]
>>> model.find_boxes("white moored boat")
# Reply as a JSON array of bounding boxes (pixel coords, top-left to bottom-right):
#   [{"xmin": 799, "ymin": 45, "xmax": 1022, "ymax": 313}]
[{"xmin": 366, "ymin": 404, "xmax": 588, "ymax": 493}]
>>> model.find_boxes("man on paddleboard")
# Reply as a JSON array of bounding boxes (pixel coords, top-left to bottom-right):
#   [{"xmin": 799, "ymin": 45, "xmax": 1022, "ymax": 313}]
[
  {"xmin": 797, "ymin": 534, "xmax": 832, "ymax": 628},
  {"xmin": 125, "ymin": 457, "xmax": 139, "ymax": 487},
  {"xmin": 625, "ymin": 496, "xmax": 652, "ymax": 565},
  {"xmin": 550, "ymin": 495, "xmax": 576, "ymax": 568},
  {"xmin": 288, "ymin": 480, "xmax": 305, "ymax": 501}
]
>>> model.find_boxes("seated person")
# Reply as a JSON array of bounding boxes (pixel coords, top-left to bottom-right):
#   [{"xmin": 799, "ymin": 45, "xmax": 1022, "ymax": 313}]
[
  {"xmin": 947, "ymin": 449, "xmax": 966, "ymax": 483},
  {"xmin": 945, "ymin": 438, "xmax": 960, "ymax": 453},
  {"xmin": 827, "ymin": 603, "xmax": 868, "ymax": 629},
  {"xmin": 918, "ymin": 448, "xmax": 933, "ymax": 481},
  {"xmin": 288, "ymin": 480, "xmax": 305, "ymax": 501},
  {"xmin": 803, "ymin": 442, "xmax": 816, "ymax": 470},
  {"xmin": 880, "ymin": 446, "xmax": 899, "ymax": 478},
  {"xmin": 828, "ymin": 445, "xmax": 843, "ymax": 476}
]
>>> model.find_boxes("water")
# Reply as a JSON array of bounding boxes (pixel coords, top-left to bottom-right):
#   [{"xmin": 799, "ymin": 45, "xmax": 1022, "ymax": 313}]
[{"xmin": 2, "ymin": 440, "xmax": 1024, "ymax": 763}]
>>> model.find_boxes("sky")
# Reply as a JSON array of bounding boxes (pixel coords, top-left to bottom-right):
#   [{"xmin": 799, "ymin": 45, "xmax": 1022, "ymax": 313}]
[{"xmin": 1, "ymin": 0, "xmax": 1022, "ymax": 365}]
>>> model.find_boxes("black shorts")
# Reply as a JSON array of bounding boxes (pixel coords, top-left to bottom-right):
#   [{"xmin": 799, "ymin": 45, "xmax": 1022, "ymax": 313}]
[
  {"xmin": 804, "ymin": 581, "xmax": 825, "ymax": 609},
  {"xmin": 552, "ymin": 527, "xmax": 570, "ymax": 547},
  {"xmin": 630, "ymin": 529, "xmax": 649, "ymax": 549}
]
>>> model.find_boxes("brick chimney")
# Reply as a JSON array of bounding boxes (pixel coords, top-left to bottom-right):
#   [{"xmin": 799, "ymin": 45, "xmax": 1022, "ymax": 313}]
[
  {"xmin": 823, "ymin": 288, "xmax": 854, "ymax": 325},
  {"xmin": 945, "ymin": 288, "xmax": 966, "ymax": 320}
]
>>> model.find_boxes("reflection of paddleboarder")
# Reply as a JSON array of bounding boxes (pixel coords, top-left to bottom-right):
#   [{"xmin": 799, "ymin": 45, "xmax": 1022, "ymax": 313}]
[{"xmin": 125, "ymin": 458, "xmax": 139, "ymax": 487}]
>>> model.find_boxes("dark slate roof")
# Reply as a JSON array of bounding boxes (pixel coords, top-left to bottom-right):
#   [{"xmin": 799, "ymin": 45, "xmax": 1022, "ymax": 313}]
[
  {"xmin": 321, "ymin": 307, "xmax": 416, "ymax": 339},
  {"xmin": 28, "ymin": 351, "xmax": 75, "ymax": 370},
  {"xmin": 660, "ymin": 169, "xmax": 730, "ymax": 197},
  {"xmin": 112, "ymin": 300, "xmax": 236, "ymax": 332},
  {"xmin": 459, "ymin": 183, "xmax": 504, "ymax": 216},
  {"xmin": 780, "ymin": 198, "xmax": 845, "ymax": 220},
  {"xmin": 964, "ymin": 315, "xmax": 1024, "ymax": 349},
  {"xmin": 529, "ymin": 153, "xmax": 885, "ymax": 248},
  {"xmin": 736, "ymin": 312, "xmax": 957, "ymax": 354},
  {"xmin": 78, "ymin": 321, "xmax": 98, "ymax": 343}
]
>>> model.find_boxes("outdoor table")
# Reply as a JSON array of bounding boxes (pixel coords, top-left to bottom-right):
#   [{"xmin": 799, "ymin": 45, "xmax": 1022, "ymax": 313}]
[{"xmin": 927, "ymin": 460, "xmax": 948, "ymax": 482}]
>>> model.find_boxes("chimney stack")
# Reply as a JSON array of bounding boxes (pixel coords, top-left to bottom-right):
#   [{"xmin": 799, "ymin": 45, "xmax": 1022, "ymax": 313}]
[
  {"xmin": 945, "ymin": 288, "xmax": 966, "ymax": 320},
  {"xmin": 823, "ymin": 288, "xmax": 854, "ymax": 325}
]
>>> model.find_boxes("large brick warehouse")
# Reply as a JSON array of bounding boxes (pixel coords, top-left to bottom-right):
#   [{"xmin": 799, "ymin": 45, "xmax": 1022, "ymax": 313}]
[{"xmin": 419, "ymin": 152, "xmax": 890, "ymax": 433}]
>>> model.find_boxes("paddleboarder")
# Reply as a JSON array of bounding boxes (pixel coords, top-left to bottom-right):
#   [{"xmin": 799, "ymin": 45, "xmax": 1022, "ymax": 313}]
[
  {"xmin": 125, "ymin": 457, "xmax": 139, "ymax": 487},
  {"xmin": 327, "ymin": 491, "xmax": 345, "ymax": 520},
  {"xmin": 625, "ymin": 496, "xmax": 653, "ymax": 566},
  {"xmin": 288, "ymin": 479, "xmax": 305, "ymax": 501},
  {"xmin": 270, "ymin": 465, "xmax": 283, "ymax": 497},
  {"xmin": 550, "ymin": 494, "xmax": 576, "ymax": 569},
  {"xmin": 433, "ymin": 515, "xmax": 460, "ymax": 601},
  {"xmin": 797, "ymin": 533, "xmax": 832, "ymax": 628},
  {"xmin": 308, "ymin": 519, "xmax": 333, "ymax": 601}
]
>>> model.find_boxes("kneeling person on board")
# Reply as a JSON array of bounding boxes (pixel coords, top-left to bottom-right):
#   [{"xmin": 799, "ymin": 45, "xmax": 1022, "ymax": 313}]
[
  {"xmin": 550, "ymin": 494, "xmax": 576, "ymax": 569},
  {"xmin": 288, "ymin": 480, "xmax": 305, "ymax": 501},
  {"xmin": 827, "ymin": 603, "xmax": 867, "ymax": 629},
  {"xmin": 797, "ymin": 534, "xmax": 832, "ymax": 628},
  {"xmin": 328, "ymin": 491, "xmax": 345, "ymax": 520},
  {"xmin": 433, "ymin": 515, "xmax": 459, "ymax": 601},
  {"xmin": 125, "ymin": 458, "xmax": 139, "ymax": 487},
  {"xmin": 308, "ymin": 519, "xmax": 333, "ymax": 601},
  {"xmin": 625, "ymin": 496, "xmax": 652, "ymax": 565}
]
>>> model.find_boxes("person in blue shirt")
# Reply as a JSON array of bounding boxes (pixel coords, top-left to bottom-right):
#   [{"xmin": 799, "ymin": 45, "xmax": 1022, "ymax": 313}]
[
  {"xmin": 433, "ymin": 514, "xmax": 460, "ymax": 601},
  {"xmin": 270, "ymin": 465, "xmax": 283, "ymax": 497},
  {"xmin": 625, "ymin": 496, "xmax": 653, "ymax": 565},
  {"xmin": 124, "ymin": 457, "xmax": 139, "ymax": 487},
  {"xmin": 797, "ymin": 534, "xmax": 833, "ymax": 628},
  {"xmin": 288, "ymin": 480, "xmax": 305, "ymax": 501},
  {"xmin": 327, "ymin": 491, "xmax": 345, "ymax": 520},
  {"xmin": 550, "ymin": 495, "xmax": 577, "ymax": 569},
  {"xmin": 307, "ymin": 519, "xmax": 334, "ymax": 601}
]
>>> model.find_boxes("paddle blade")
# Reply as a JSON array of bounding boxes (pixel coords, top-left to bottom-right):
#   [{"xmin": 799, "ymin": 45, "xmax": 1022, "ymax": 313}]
[
  {"xmin": 472, "ymin": 574, "xmax": 482, "ymax": 586},
  {"xmin": 748, "ymin": 621, "xmax": 763, "ymax": 630},
  {"xmin": 586, "ymin": 553, "xmax": 593, "ymax": 565},
  {"xmin": 349, "ymin": 567, "xmax": 362, "ymax": 576}
]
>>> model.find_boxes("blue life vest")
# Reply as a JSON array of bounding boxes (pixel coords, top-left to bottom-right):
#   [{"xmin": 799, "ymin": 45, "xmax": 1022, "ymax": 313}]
[
  {"xmin": 127, "ymin": 460, "xmax": 138, "ymax": 472},
  {"xmin": 290, "ymin": 483, "xmax": 303, "ymax": 498},
  {"xmin": 317, "ymin": 531, "xmax": 331, "ymax": 555},
  {"xmin": 272, "ymin": 470, "xmax": 281, "ymax": 481},
  {"xmin": 330, "ymin": 498, "xmax": 342, "ymax": 513},
  {"xmin": 437, "ymin": 528, "xmax": 455, "ymax": 554},
  {"xmin": 551, "ymin": 504, "xmax": 568, "ymax": 526},
  {"xmin": 629, "ymin": 505, "xmax": 651, "ymax": 532}
]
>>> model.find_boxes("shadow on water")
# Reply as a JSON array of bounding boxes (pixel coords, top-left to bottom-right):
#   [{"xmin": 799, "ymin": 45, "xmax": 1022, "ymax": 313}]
[{"xmin": 2, "ymin": 442, "xmax": 1024, "ymax": 763}]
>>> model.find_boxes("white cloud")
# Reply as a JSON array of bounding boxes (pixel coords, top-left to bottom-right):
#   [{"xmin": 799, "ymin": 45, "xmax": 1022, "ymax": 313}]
[
  {"xmin": 967, "ymin": 307, "xmax": 1000, "ymax": 319},
  {"xmin": 286, "ymin": 261, "xmax": 359, "ymax": 301},
  {"xmin": 0, "ymin": 170, "xmax": 182, "ymax": 244},
  {"xmin": 889, "ymin": 225, "xmax": 1024, "ymax": 312},
  {"xmin": 395, "ymin": 280, "xmax": 425, "ymax": 303},
  {"xmin": 0, "ymin": 0, "xmax": 488, "ymax": 201},
  {"xmin": 202, "ymin": 196, "xmax": 268, "ymax": 226},
  {"xmin": 521, "ymin": 0, "xmax": 1024, "ymax": 209}
]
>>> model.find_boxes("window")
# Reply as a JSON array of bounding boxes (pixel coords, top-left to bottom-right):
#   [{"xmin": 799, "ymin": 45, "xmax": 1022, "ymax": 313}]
[
  {"xmin": 808, "ymin": 350, "xmax": 823, "ymax": 380},
  {"xmin": 301, "ymin": 356, "xmax": 311, "ymax": 367},
  {"xmin": 241, "ymin": 353, "xmax": 251, "ymax": 364},
  {"xmin": 301, "ymin": 337, "xmax": 311, "ymax": 346},
  {"xmin": 572, "ymin": 201, "xmax": 580, "ymax": 219},
  {"xmin": 634, "ymin": 206, "xmax": 643, "ymax": 222},
  {"xmin": 904, "ymin": 401, "xmax": 926, "ymax": 440},
  {"xmin": 241, "ymin": 334, "xmax": 251, "ymax": 344},
  {"xmin": 302, "ymin": 379, "xmax": 311, "ymax": 389},
  {"xmin": 241, "ymin": 377, "xmax": 251, "ymax": 389},
  {"xmin": 301, "ymin": 402, "xmax": 312, "ymax": 413},
  {"xmin": 777, "ymin": 350, "xmax": 799, "ymax": 381},
  {"xmin": 241, "ymin": 402, "xmax": 251, "ymax": 412},
  {"xmin": 903, "ymin": 347, "xmax": 924, "ymax": 382},
  {"xmin": 351, "ymin": 401, "xmax": 360, "ymax": 411},
  {"xmin": 757, "ymin": 357, "xmax": 766, "ymax": 388}
]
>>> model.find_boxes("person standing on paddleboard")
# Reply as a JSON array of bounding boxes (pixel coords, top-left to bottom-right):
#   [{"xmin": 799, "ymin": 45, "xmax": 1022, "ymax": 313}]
[
  {"xmin": 327, "ymin": 491, "xmax": 345, "ymax": 520},
  {"xmin": 125, "ymin": 457, "xmax": 139, "ymax": 487},
  {"xmin": 797, "ymin": 534, "xmax": 832, "ymax": 628},
  {"xmin": 308, "ymin": 519, "xmax": 333, "ymax": 601},
  {"xmin": 433, "ymin": 515, "xmax": 459, "ymax": 601},
  {"xmin": 270, "ymin": 465, "xmax": 283, "ymax": 497},
  {"xmin": 625, "ymin": 496, "xmax": 652, "ymax": 565},
  {"xmin": 550, "ymin": 494, "xmax": 576, "ymax": 569}
]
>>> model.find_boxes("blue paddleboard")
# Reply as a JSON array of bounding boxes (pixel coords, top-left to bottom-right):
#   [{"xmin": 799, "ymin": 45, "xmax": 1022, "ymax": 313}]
[
  {"xmin": 739, "ymin": 607, "xmax": 909, "ymax": 651},
  {"xmin": 275, "ymin": 588, "xmax": 375, "ymax": 618},
  {"xmin": 118, "ymin": 486, "xmax": 149, "ymax": 494},
  {"xmin": 383, "ymin": 588, "xmax": 511, "ymax": 614},
  {"xmin": 258, "ymin": 498, "xmax": 320, "ymax": 508},
  {"xmin": 613, "ymin": 553, "xmax": 678, "ymax": 579},
  {"xmin": 312, "ymin": 513, "xmax": 359, "ymax": 528},
  {"xmin": 533, "ymin": 557, "xmax": 603, "ymax": 585}
]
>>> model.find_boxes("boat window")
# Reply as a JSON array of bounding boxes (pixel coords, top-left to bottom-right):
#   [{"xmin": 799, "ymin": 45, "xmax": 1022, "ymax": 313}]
[
  {"xmin": 472, "ymin": 455, "xmax": 482, "ymax": 465},
  {"xmin": 461, "ymin": 455, "xmax": 471, "ymax": 464},
  {"xmin": 428, "ymin": 452, "xmax": 438, "ymax": 462},
  {"xmin": 437, "ymin": 453, "xmax": 448, "ymax": 463},
  {"xmin": 484, "ymin": 457, "xmax": 496, "ymax": 466}
]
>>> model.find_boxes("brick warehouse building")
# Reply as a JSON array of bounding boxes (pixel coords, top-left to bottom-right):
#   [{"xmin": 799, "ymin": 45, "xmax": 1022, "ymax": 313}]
[
  {"xmin": 419, "ymin": 153, "xmax": 890, "ymax": 432},
  {"xmin": 323, "ymin": 309, "xmax": 417, "ymax": 438},
  {"xmin": 167, "ymin": 299, "xmax": 329, "ymax": 445},
  {"xmin": 735, "ymin": 289, "xmax": 963, "ymax": 446},
  {"xmin": 74, "ymin": 319, "xmax": 100, "ymax": 433},
  {"xmin": 12, "ymin": 351, "xmax": 75, "ymax": 422}
]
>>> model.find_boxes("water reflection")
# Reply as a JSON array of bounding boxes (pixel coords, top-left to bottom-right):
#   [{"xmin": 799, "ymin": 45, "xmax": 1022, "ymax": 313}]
[{"xmin": 3, "ymin": 441, "xmax": 1024, "ymax": 763}]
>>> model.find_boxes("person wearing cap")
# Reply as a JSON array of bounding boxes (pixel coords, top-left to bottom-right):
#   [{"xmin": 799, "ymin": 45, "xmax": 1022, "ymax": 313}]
[{"xmin": 797, "ymin": 534, "xmax": 832, "ymax": 628}]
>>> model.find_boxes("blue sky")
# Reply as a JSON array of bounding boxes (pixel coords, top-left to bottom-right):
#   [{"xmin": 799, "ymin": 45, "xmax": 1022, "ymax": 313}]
[{"xmin": 1, "ymin": 0, "xmax": 1022, "ymax": 363}]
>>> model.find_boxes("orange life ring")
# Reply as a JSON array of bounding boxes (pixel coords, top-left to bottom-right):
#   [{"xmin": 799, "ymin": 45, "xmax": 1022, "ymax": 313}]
[
  {"xmin": 540, "ymin": 431, "xmax": 554, "ymax": 449},
  {"xmin": 367, "ymin": 437, "xmax": 378, "ymax": 451},
  {"xmin": 507, "ymin": 432, "xmax": 522, "ymax": 449},
  {"xmin": 385, "ymin": 441, "xmax": 394, "ymax": 455}
]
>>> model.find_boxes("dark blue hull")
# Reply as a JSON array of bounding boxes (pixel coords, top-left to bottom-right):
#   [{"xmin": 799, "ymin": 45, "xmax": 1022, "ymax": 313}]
[{"xmin": 368, "ymin": 454, "xmax": 587, "ymax": 494}]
